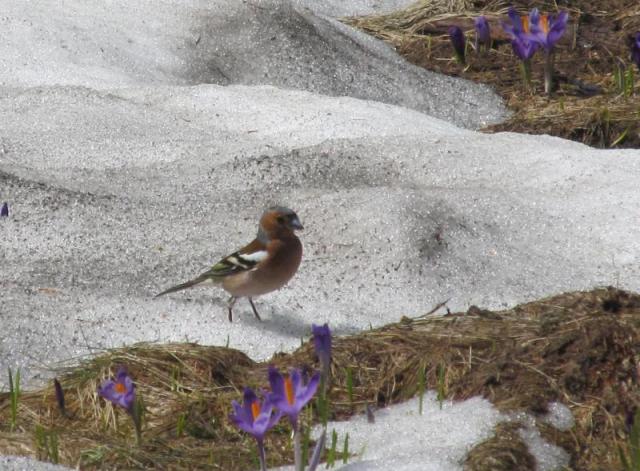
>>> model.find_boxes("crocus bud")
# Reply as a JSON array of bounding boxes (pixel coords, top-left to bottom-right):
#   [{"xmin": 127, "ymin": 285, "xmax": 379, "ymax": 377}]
[
  {"xmin": 448, "ymin": 26, "xmax": 466, "ymax": 64},
  {"xmin": 54, "ymin": 378, "xmax": 66, "ymax": 416},
  {"xmin": 474, "ymin": 16, "xmax": 491, "ymax": 52},
  {"xmin": 631, "ymin": 32, "xmax": 640, "ymax": 71}
]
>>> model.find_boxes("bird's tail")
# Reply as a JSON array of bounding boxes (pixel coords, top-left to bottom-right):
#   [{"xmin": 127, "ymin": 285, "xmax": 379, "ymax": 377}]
[{"xmin": 155, "ymin": 275, "xmax": 210, "ymax": 298}]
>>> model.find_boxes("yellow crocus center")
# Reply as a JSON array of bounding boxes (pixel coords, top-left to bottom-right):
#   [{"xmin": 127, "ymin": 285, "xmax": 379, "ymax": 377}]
[
  {"xmin": 285, "ymin": 377, "xmax": 295, "ymax": 405},
  {"xmin": 251, "ymin": 401, "xmax": 261, "ymax": 420},
  {"xmin": 115, "ymin": 382, "xmax": 126, "ymax": 394},
  {"xmin": 521, "ymin": 16, "xmax": 530, "ymax": 33}
]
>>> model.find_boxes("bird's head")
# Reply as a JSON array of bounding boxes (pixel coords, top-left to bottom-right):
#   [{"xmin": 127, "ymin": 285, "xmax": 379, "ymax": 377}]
[{"xmin": 258, "ymin": 206, "xmax": 303, "ymax": 240}]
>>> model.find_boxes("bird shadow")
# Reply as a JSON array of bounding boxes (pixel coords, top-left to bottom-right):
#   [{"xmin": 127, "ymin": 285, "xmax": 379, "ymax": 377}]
[
  {"xmin": 239, "ymin": 300, "xmax": 362, "ymax": 339},
  {"xmin": 159, "ymin": 294, "xmax": 361, "ymax": 340}
]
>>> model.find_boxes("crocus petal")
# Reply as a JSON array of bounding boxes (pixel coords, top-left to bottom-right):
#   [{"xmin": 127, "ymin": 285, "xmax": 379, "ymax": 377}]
[
  {"xmin": 546, "ymin": 11, "xmax": 568, "ymax": 48},
  {"xmin": 296, "ymin": 372, "xmax": 321, "ymax": 406},
  {"xmin": 268, "ymin": 366, "xmax": 286, "ymax": 400},
  {"xmin": 290, "ymin": 369, "xmax": 302, "ymax": 398},
  {"xmin": 0, "ymin": 202, "xmax": 8, "ymax": 218},
  {"xmin": 242, "ymin": 387, "xmax": 258, "ymax": 422},
  {"xmin": 230, "ymin": 412, "xmax": 258, "ymax": 436},
  {"xmin": 510, "ymin": 33, "xmax": 538, "ymax": 61},
  {"xmin": 633, "ymin": 32, "xmax": 640, "ymax": 69},
  {"xmin": 508, "ymin": 7, "xmax": 522, "ymax": 32},
  {"xmin": 230, "ymin": 400, "xmax": 252, "ymax": 431},
  {"xmin": 252, "ymin": 405, "xmax": 277, "ymax": 438},
  {"xmin": 115, "ymin": 368, "xmax": 128, "ymax": 381},
  {"xmin": 267, "ymin": 366, "xmax": 297, "ymax": 415},
  {"xmin": 502, "ymin": 8, "xmax": 528, "ymax": 39},
  {"xmin": 529, "ymin": 9, "xmax": 540, "ymax": 27},
  {"xmin": 267, "ymin": 408, "xmax": 284, "ymax": 430},
  {"xmin": 231, "ymin": 399, "xmax": 251, "ymax": 425},
  {"xmin": 116, "ymin": 370, "xmax": 135, "ymax": 409},
  {"xmin": 121, "ymin": 389, "xmax": 136, "ymax": 410},
  {"xmin": 98, "ymin": 379, "xmax": 117, "ymax": 401},
  {"xmin": 252, "ymin": 413, "xmax": 271, "ymax": 435}
]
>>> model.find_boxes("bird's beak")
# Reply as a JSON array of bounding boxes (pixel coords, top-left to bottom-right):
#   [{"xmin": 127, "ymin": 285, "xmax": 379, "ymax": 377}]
[{"xmin": 289, "ymin": 217, "xmax": 304, "ymax": 231}]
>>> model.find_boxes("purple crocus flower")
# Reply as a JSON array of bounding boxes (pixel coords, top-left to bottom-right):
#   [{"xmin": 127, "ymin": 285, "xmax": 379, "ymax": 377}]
[
  {"xmin": 267, "ymin": 366, "xmax": 320, "ymax": 428},
  {"xmin": 312, "ymin": 323, "xmax": 332, "ymax": 373},
  {"xmin": 0, "ymin": 202, "xmax": 8, "ymax": 218},
  {"xmin": 501, "ymin": 8, "xmax": 538, "ymax": 89},
  {"xmin": 528, "ymin": 9, "xmax": 569, "ymax": 52},
  {"xmin": 98, "ymin": 367, "xmax": 136, "ymax": 412},
  {"xmin": 230, "ymin": 387, "xmax": 282, "ymax": 441},
  {"xmin": 230, "ymin": 388, "xmax": 282, "ymax": 471},
  {"xmin": 528, "ymin": 8, "xmax": 569, "ymax": 94},
  {"xmin": 268, "ymin": 366, "xmax": 320, "ymax": 470},
  {"xmin": 474, "ymin": 16, "xmax": 491, "ymax": 52},
  {"xmin": 502, "ymin": 7, "xmax": 538, "ymax": 60},
  {"xmin": 631, "ymin": 32, "xmax": 640, "ymax": 71},
  {"xmin": 447, "ymin": 26, "xmax": 466, "ymax": 64}
]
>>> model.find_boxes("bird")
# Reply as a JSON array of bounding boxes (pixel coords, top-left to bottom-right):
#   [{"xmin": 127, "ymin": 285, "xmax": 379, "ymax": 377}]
[{"xmin": 155, "ymin": 206, "xmax": 303, "ymax": 322}]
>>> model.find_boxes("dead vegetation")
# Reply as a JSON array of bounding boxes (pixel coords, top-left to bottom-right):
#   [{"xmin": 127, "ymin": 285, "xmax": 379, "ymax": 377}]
[
  {"xmin": 0, "ymin": 287, "xmax": 639, "ymax": 469},
  {"xmin": 343, "ymin": 0, "xmax": 640, "ymax": 148}
]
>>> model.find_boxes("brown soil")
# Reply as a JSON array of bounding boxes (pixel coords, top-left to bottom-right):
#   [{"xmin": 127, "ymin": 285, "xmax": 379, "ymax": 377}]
[
  {"xmin": 344, "ymin": 0, "xmax": 640, "ymax": 149},
  {"xmin": 0, "ymin": 287, "xmax": 639, "ymax": 470}
]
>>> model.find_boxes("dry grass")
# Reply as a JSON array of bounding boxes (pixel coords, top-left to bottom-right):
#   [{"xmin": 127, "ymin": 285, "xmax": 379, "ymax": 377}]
[
  {"xmin": 463, "ymin": 422, "xmax": 536, "ymax": 471},
  {"xmin": 0, "ymin": 287, "xmax": 639, "ymax": 469},
  {"xmin": 343, "ymin": 0, "xmax": 640, "ymax": 148}
]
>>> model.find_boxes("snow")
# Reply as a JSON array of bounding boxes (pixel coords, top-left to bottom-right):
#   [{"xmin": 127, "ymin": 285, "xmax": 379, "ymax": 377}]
[
  {"xmin": 0, "ymin": 0, "xmax": 636, "ymax": 469},
  {"xmin": 542, "ymin": 402, "xmax": 575, "ymax": 432},
  {"xmin": 518, "ymin": 426, "xmax": 570, "ymax": 471},
  {"xmin": 311, "ymin": 394, "xmax": 503, "ymax": 471},
  {"xmin": 0, "ymin": 457, "xmax": 70, "ymax": 471},
  {"xmin": 0, "ymin": 0, "xmax": 505, "ymax": 128},
  {"xmin": 275, "ymin": 395, "xmax": 573, "ymax": 471}
]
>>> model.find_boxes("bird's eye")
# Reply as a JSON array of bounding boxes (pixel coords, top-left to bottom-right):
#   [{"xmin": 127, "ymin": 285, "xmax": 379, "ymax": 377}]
[{"xmin": 277, "ymin": 216, "xmax": 285, "ymax": 224}]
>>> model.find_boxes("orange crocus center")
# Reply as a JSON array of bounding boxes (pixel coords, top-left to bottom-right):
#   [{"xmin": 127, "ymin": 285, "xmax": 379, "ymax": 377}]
[
  {"xmin": 285, "ymin": 377, "xmax": 295, "ymax": 405},
  {"xmin": 251, "ymin": 401, "xmax": 261, "ymax": 420},
  {"xmin": 540, "ymin": 15, "xmax": 549, "ymax": 33},
  {"xmin": 521, "ymin": 16, "xmax": 530, "ymax": 33},
  {"xmin": 115, "ymin": 382, "xmax": 126, "ymax": 394}
]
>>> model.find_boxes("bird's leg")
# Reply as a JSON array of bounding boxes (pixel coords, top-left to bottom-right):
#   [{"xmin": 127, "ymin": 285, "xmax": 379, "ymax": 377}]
[
  {"xmin": 248, "ymin": 297, "xmax": 262, "ymax": 321},
  {"xmin": 227, "ymin": 296, "xmax": 237, "ymax": 322}
]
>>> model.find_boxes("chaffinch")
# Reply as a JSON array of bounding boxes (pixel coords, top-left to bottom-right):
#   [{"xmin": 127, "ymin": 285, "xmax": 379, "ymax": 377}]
[{"xmin": 156, "ymin": 206, "xmax": 303, "ymax": 322}]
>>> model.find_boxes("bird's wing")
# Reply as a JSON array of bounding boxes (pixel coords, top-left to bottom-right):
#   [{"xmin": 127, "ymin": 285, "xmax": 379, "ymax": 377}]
[{"xmin": 201, "ymin": 239, "xmax": 269, "ymax": 279}]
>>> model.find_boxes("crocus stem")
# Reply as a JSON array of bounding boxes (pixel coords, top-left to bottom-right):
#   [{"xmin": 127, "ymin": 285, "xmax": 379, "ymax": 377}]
[
  {"xmin": 321, "ymin": 362, "xmax": 330, "ymax": 395},
  {"xmin": 308, "ymin": 429, "xmax": 327, "ymax": 471},
  {"xmin": 132, "ymin": 414, "xmax": 142, "ymax": 446},
  {"xmin": 520, "ymin": 60, "xmax": 532, "ymax": 91},
  {"xmin": 257, "ymin": 439, "xmax": 267, "ymax": 471},
  {"xmin": 130, "ymin": 400, "xmax": 143, "ymax": 446},
  {"xmin": 293, "ymin": 422, "xmax": 303, "ymax": 471},
  {"xmin": 544, "ymin": 52, "xmax": 555, "ymax": 95}
]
